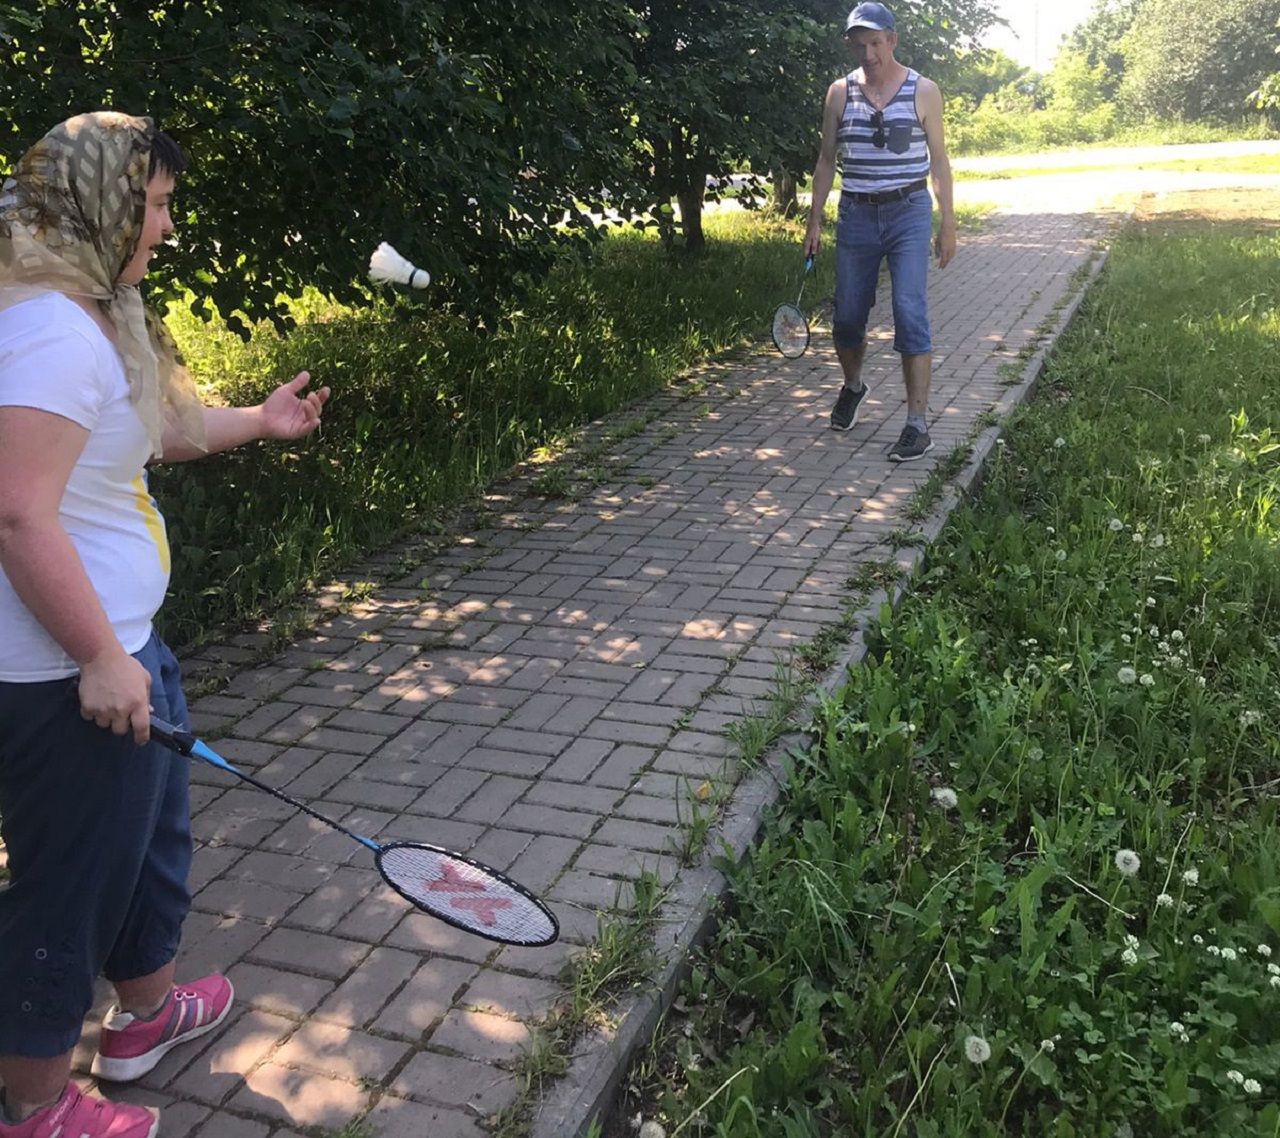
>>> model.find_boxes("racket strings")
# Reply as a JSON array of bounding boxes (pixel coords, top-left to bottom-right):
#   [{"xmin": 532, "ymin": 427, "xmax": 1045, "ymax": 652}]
[
  {"xmin": 377, "ymin": 845, "xmax": 557, "ymax": 946},
  {"xmin": 772, "ymin": 303, "xmax": 810, "ymax": 358}
]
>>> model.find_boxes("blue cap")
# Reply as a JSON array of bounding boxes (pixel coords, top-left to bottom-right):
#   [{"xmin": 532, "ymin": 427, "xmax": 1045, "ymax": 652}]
[{"xmin": 845, "ymin": 2, "xmax": 895, "ymax": 32}]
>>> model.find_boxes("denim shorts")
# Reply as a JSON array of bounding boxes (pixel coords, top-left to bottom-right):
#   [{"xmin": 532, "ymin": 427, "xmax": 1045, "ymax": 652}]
[
  {"xmin": 0, "ymin": 632, "xmax": 192, "ymax": 1058},
  {"xmin": 832, "ymin": 188, "xmax": 933, "ymax": 356}
]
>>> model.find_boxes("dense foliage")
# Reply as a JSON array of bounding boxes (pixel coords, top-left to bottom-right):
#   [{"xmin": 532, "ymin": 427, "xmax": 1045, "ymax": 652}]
[{"xmin": 0, "ymin": 0, "xmax": 998, "ymax": 316}]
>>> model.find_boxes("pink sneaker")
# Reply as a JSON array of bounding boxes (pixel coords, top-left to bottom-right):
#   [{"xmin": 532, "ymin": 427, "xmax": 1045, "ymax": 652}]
[
  {"xmin": 91, "ymin": 974, "xmax": 234, "ymax": 1082},
  {"xmin": 0, "ymin": 1082, "xmax": 158, "ymax": 1138}
]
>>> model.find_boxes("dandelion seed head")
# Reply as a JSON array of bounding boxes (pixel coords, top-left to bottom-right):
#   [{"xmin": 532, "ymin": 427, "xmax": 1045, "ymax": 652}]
[
  {"xmin": 1056, "ymin": 549, "xmax": 1067, "ymax": 562},
  {"xmin": 1140, "ymin": 673, "xmax": 1155, "ymax": 687},
  {"xmin": 1171, "ymin": 629, "xmax": 1184, "ymax": 642},
  {"xmin": 1054, "ymin": 437, "xmax": 1066, "ymax": 448},
  {"xmin": 1151, "ymin": 533, "xmax": 1165, "ymax": 548},
  {"xmin": 1118, "ymin": 666, "xmax": 1138, "ymax": 685},
  {"xmin": 1109, "ymin": 518, "xmax": 1124, "ymax": 532},
  {"xmin": 964, "ymin": 1035, "xmax": 992, "ymax": 1064},
  {"xmin": 1183, "ymin": 867, "xmax": 1199, "ymax": 886},
  {"xmin": 1198, "ymin": 433, "xmax": 1211, "ymax": 444},
  {"xmin": 931, "ymin": 786, "xmax": 958, "ymax": 810},
  {"xmin": 1115, "ymin": 849, "xmax": 1141, "ymax": 876}
]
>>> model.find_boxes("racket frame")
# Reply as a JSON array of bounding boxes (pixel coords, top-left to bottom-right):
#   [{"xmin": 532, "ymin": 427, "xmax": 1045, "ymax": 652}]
[
  {"xmin": 375, "ymin": 841, "xmax": 559, "ymax": 946},
  {"xmin": 771, "ymin": 254, "xmax": 815, "ymax": 359},
  {"xmin": 148, "ymin": 716, "xmax": 559, "ymax": 945}
]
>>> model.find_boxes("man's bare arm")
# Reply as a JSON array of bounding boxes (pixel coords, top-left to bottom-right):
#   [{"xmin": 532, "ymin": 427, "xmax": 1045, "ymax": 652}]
[
  {"xmin": 804, "ymin": 79, "xmax": 847, "ymax": 257},
  {"xmin": 917, "ymin": 76, "xmax": 956, "ymax": 269}
]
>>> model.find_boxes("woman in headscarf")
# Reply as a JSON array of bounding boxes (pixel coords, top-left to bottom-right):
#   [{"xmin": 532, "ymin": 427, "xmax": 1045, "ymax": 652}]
[{"xmin": 0, "ymin": 112, "xmax": 329, "ymax": 1138}]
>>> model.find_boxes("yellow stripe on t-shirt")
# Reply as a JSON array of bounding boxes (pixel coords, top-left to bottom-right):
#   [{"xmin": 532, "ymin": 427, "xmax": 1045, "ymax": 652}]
[{"xmin": 130, "ymin": 474, "xmax": 171, "ymax": 576}]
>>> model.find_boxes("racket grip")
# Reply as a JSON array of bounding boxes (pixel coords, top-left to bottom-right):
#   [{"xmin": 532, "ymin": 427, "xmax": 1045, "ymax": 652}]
[
  {"xmin": 804, "ymin": 254, "xmax": 814, "ymax": 272},
  {"xmin": 150, "ymin": 714, "xmax": 196, "ymax": 756}
]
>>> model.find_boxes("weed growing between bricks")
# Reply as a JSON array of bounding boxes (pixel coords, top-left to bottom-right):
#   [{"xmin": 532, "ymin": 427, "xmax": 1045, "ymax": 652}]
[{"xmin": 489, "ymin": 873, "xmax": 664, "ymax": 1138}]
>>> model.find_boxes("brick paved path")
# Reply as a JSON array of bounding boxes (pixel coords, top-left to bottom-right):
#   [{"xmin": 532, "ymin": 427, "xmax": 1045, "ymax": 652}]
[{"xmin": 39, "ymin": 203, "xmax": 1106, "ymax": 1137}]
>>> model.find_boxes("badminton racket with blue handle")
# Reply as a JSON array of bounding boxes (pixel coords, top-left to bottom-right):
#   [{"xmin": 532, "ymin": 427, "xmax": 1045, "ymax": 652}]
[
  {"xmin": 771, "ymin": 254, "xmax": 814, "ymax": 359},
  {"xmin": 149, "ymin": 715, "xmax": 558, "ymax": 946}
]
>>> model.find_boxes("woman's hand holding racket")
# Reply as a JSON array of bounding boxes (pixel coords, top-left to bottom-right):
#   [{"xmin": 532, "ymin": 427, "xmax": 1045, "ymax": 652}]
[{"xmin": 78, "ymin": 646, "xmax": 152, "ymax": 744}]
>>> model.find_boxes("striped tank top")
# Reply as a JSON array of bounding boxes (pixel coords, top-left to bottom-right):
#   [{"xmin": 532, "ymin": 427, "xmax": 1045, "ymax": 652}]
[{"xmin": 837, "ymin": 68, "xmax": 930, "ymax": 195}]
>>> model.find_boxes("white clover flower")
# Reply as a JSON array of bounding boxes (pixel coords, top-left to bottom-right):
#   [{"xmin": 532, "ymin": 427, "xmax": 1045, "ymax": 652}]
[
  {"xmin": 1268, "ymin": 962, "xmax": 1279, "ymax": 976},
  {"xmin": 1221, "ymin": 947, "xmax": 1238, "ymax": 962},
  {"xmin": 1169, "ymin": 1022, "xmax": 1190, "ymax": 1043},
  {"xmin": 1193, "ymin": 934, "xmax": 1204, "ymax": 944},
  {"xmin": 1124, "ymin": 933, "xmax": 1140, "ymax": 949},
  {"xmin": 996, "ymin": 438, "xmax": 1006, "ymax": 447},
  {"xmin": 1140, "ymin": 673, "xmax": 1155, "ymax": 687},
  {"xmin": 1259, "ymin": 944, "xmax": 1272, "ymax": 957},
  {"xmin": 931, "ymin": 786, "xmax": 958, "ymax": 810},
  {"xmin": 1122, "ymin": 633, "xmax": 1132, "ymax": 644},
  {"xmin": 1146, "ymin": 597, "xmax": 1156, "ymax": 607},
  {"xmin": 1228, "ymin": 1070, "xmax": 1245, "ymax": 1085},
  {"xmin": 964, "ymin": 1035, "xmax": 992, "ymax": 1064},
  {"xmin": 1115, "ymin": 849, "xmax": 1141, "ymax": 876},
  {"xmin": 1046, "ymin": 525, "xmax": 1055, "ymax": 535},
  {"xmin": 1196, "ymin": 675, "xmax": 1207, "ymax": 687},
  {"xmin": 1041, "ymin": 1038, "xmax": 1055, "ymax": 1052},
  {"xmin": 1240, "ymin": 710, "xmax": 1262, "ymax": 729},
  {"xmin": 1118, "ymin": 666, "xmax": 1138, "ymax": 685},
  {"xmin": 1121, "ymin": 946, "xmax": 1139, "ymax": 965},
  {"xmin": 1054, "ymin": 437, "xmax": 1066, "ymax": 448},
  {"xmin": 1133, "ymin": 532, "xmax": 1144, "ymax": 544},
  {"xmin": 1156, "ymin": 892, "xmax": 1174, "ymax": 908},
  {"xmin": 1183, "ymin": 867, "xmax": 1199, "ymax": 887},
  {"xmin": 1109, "ymin": 518, "xmax": 1124, "ymax": 532},
  {"xmin": 1170, "ymin": 629, "xmax": 1183, "ymax": 642},
  {"xmin": 1245, "ymin": 1079, "xmax": 1262, "ymax": 1095},
  {"xmin": 1207, "ymin": 945, "xmax": 1222, "ymax": 956},
  {"xmin": 1149, "ymin": 625, "xmax": 1160, "ymax": 637},
  {"xmin": 1271, "ymin": 975, "xmax": 1280, "ymax": 989},
  {"xmin": 1115, "ymin": 1124, "xmax": 1134, "ymax": 1138},
  {"xmin": 1198, "ymin": 433, "xmax": 1211, "ymax": 444},
  {"xmin": 639, "ymin": 1122, "xmax": 667, "ymax": 1138}
]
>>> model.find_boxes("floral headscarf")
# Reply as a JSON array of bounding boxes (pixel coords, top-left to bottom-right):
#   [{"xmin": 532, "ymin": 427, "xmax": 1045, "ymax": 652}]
[{"xmin": 0, "ymin": 111, "xmax": 205, "ymax": 456}]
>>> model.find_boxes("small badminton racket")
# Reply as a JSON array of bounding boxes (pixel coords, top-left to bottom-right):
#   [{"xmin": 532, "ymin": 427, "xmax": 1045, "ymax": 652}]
[
  {"xmin": 368, "ymin": 242, "xmax": 430, "ymax": 289},
  {"xmin": 149, "ymin": 716, "xmax": 558, "ymax": 946},
  {"xmin": 771, "ymin": 254, "xmax": 814, "ymax": 359}
]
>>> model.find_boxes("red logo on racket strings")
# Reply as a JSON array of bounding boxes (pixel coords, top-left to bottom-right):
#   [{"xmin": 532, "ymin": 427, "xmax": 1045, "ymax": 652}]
[{"xmin": 425, "ymin": 862, "xmax": 512, "ymax": 927}]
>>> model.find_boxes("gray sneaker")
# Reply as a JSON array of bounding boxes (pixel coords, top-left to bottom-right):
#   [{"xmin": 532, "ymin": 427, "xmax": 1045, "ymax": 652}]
[
  {"xmin": 888, "ymin": 424, "xmax": 934, "ymax": 462},
  {"xmin": 830, "ymin": 383, "xmax": 869, "ymax": 431}
]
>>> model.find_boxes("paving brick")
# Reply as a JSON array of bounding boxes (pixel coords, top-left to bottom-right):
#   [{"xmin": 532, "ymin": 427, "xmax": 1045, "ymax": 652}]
[
  {"xmin": 313, "ymin": 945, "xmax": 420, "ymax": 1029},
  {"xmin": 167, "ymin": 1007, "xmax": 296, "ymax": 1103},
  {"xmin": 362, "ymin": 1095, "xmax": 488, "ymax": 1138},
  {"xmin": 271, "ymin": 1019, "xmax": 410, "ymax": 1082},
  {"xmin": 572, "ymin": 843, "xmax": 681, "ymax": 886},
  {"xmin": 430, "ymin": 1008, "xmax": 530, "ymax": 1062},
  {"xmin": 225, "ymin": 850, "xmax": 335, "ymax": 894},
  {"xmin": 587, "ymin": 744, "xmax": 657, "ymax": 789},
  {"xmin": 333, "ymin": 884, "xmax": 409, "ymax": 942},
  {"xmin": 502, "ymin": 802, "xmax": 601, "ymax": 840},
  {"xmin": 458, "ymin": 968, "xmax": 564, "ymax": 1021},
  {"xmin": 371, "ymin": 957, "xmax": 483, "ymax": 1040},
  {"xmin": 191, "ymin": 1113, "xmax": 266, "ymax": 1138},
  {"xmin": 455, "ymin": 774, "xmax": 532, "ymax": 824},
  {"xmin": 540, "ymin": 737, "xmax": 613, "ymax": 781},
  {"xmin": 224, "ymin": 961, "xmax": 335, "ymax": 1018},
  {"xmin": 386, "ymin": 912, "xmax": 497, "ymax": 964},
  {"xmin": 592, "ymin": 817, "xmax": 680, "ymax": 854},
  {"xmin": 248, "ymin": 927, "xmax": 369, "ymax": 981},
  {"xmin": 390, "ymin": 1051, "xmax": 518, "ymax": 1114},
  {"xmin": 193, "ymin": 878, "xmax": 303, "ymax": 924},
  {"xmin": 232, "ymin": 1062, "xmax": 368, "ymax": 1129}
]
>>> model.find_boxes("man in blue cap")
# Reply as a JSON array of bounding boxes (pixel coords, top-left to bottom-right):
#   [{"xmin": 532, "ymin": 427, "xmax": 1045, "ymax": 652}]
[{"xmin": 804, "ymin": 2, "xmax": 956, "ymax": 462}]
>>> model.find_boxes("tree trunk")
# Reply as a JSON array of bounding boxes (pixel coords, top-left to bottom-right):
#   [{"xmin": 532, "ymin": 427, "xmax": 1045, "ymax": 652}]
[
  {"xmin": 677, "ymin": 180, "xmax": 705, "ymax": 253},
  {"xmin": 772, "ymin": 170, "xmax": 798, "ymax": 217}
]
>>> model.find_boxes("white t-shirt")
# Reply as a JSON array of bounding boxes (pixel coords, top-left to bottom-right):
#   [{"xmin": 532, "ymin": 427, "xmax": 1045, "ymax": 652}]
[{"xmin": 0, "ymin": 292, "xmax": 171, "ymax": 681}]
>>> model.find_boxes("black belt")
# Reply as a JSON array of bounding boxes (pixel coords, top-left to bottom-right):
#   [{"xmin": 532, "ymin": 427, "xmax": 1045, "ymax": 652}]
[{"xmin": 842, "ymin": 179, "xmax": 928, "ymax": 204}]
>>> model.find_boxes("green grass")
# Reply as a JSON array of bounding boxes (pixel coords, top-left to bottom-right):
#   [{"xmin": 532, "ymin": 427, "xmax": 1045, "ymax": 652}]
[
  {"xmin": 956, "ymin": 153, "xmax": 1280, "ymax": 182},
  {"xmin": 623, "ymin": 210, "xmax": 1280, "ymax": 1135}
]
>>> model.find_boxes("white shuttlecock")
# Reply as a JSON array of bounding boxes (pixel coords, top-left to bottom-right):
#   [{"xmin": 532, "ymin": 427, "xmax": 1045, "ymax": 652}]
[{"xmin": 368, "ymin": 242, "xmax": 430, "ymax": 289}]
